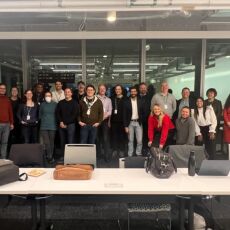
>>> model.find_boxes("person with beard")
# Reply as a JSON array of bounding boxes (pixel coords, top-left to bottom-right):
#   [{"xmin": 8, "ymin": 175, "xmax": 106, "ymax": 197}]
[
  {"xmin": 139, "ymin": 82, "xmax": 151, "ymax": 155},
  {"xmin": 123, "ymin": 86, "xmax": 143, "ymax": 157},
  {"xmin": 73, "ymin": 81, "xmax": 86, "ymax": 104},
  {"xmin": 51, "ymin": 81, "xmax": 65, "ymax": 103},
  {"xmin": 79, "ymin": 84, "xmax": 103, "ymax": 144}
]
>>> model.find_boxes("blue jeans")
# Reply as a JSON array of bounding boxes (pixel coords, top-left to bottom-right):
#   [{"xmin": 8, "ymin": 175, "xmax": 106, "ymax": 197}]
[
  {"xmin": 127, "ymin": 121, "xmax": 143, "ymax": 157},
  {"xmin": 0, "ymin": 123, "xmax": 10, "ymax": 159},
  {"xmin": 59, "ymin": 123, "xmax": 75, "ymax": 156},
  {"xmin": 80, "ymin": 125, "xmax": 98, "ymax": 144}
]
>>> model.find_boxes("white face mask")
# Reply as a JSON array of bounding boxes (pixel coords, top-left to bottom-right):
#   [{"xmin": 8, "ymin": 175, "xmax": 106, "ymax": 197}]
[{"xmin": 45, "ymin": 96, "xmax": 52, "ymax": 103}]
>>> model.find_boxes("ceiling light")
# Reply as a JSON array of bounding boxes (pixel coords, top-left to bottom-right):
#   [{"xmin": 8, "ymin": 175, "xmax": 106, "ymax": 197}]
[
  {"xmin": 103, "ymin": 55, "xmax": 107, "ymax": 58},
  {"xmin": 226, "ymin": 56, "xmax": 230, "ymax": 59},
  {"xmin": 107, "ymin": 11, "xmax": 116, "ymax": 22}
]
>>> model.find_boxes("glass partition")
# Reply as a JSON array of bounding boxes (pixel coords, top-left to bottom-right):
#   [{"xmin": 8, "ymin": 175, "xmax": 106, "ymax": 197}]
[
  {"xmin": 86, "ymin": 40, "xmax": 140, "ymax": 93},
  {"xmin": 206, "ymin": 40, "xmax": 230, "ymax": 105},
  {"xmin": 145, "ymin": 40, "xmax": 199, "ymax": 99}
]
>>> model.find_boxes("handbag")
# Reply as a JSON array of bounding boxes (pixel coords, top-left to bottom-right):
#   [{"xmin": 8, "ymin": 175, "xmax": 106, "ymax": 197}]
[
  {"xmin": 146, "ymin": 147, "xmax": 177, "ymax": 179},
  {"xmin": 0, "ymin": 159, "xmax": 28, "ymax": 186},
  {"xmin": 53, "ymin": 164, "xmax": 94, "ymax": 180}
]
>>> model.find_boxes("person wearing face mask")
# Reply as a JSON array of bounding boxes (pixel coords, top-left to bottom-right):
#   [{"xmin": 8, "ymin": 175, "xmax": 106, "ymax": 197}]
[{"xmin": 39, "ymin": 91, "xmax": 57, "ymax": 163}]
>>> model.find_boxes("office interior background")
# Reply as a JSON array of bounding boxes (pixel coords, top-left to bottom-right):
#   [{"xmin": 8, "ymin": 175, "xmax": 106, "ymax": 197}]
[{"xmin": 0, "ymin": 0, "xmax": 229, "ymax": 104}]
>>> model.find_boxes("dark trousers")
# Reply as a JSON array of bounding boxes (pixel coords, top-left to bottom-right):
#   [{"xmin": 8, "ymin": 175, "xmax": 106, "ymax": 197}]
[
  {"xmin": 96, "ymin": 119, "xmax": 111, "ymax": 160},
  {"xmin": 142, "ymin": 120, "xmax": 149, "ymax": 154},
  {"xmin": 80, "ymin": 125, "xmax": 98, "ymax": 144},
  {"xmin": 111, "ymin": 122, "xmax": 127, "ymax": 152},
  {"xmin": 22, "ymin": 125, "xmax": 38, "ymax": 143},
  {"xmin": 59, "ymin": 123, "xmax": 75, "ymax": 156},
  {"xmin": 196, "ymin": 125, "xmax": 216, "ymax": 160},
  {"xmin": 152, "ymin": 129, "xmax": 175, "ymax": 149},
  {"xmin": 40, "ymin": 130, "xmax": 56, "ymax": 159}
]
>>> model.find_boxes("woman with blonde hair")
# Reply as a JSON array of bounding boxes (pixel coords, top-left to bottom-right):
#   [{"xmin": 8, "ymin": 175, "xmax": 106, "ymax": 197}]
[{"xmin": 148, "ymin": 104, "xmax": 175, "ymax": 149}]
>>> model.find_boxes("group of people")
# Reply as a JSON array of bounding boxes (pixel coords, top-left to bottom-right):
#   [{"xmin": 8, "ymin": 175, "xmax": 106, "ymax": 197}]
[{"xmin": 0, "ymin": 80, "xmax": 229, "ymax": 163}]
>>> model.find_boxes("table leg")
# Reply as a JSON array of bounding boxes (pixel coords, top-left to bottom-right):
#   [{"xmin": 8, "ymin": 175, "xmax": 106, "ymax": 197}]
[
  {"xmin": 30, "ymin": 196, "xmax": 37, "ymax": 230},
  {"xmin": 178, "ymin": 197, "xmax": 185, "ymax": 230},
  {"xmin": 188, "ymin": 197, "xmax": 194, "ymax": 230},
  {"xmin": 39, "ymin": 199, "xmax": 46, "ymax": 230}
]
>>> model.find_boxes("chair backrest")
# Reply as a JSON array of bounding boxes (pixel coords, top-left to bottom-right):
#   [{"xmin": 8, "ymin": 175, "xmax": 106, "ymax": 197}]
[
  {"xmin": 168, "ymin": 145, "xmax": 207, "ymax": 168},
  {"xmin": 119, "ymin": 156, "xmax": 146, "ymax": 168},
  {"xmin": 9, "ymin": 144, "xmax": 44, "ymax": 167}
]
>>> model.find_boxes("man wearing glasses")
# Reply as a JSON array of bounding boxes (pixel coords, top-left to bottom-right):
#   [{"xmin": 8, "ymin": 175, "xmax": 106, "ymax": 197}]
[{"xmin": 0, "ymin": 83, "xmax": 14, "ymax": 159}]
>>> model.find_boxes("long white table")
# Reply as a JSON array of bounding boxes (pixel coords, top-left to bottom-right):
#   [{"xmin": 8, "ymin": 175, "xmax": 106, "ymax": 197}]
[{"xmin": 1, "ymin": 168, "xmax": 230, "ymax": 230}]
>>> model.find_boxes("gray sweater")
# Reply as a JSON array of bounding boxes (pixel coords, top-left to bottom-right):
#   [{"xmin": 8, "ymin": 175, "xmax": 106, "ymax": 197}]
[{"xmin": 176, "ymin": 117, "xmax": 195, "ymax": 145}]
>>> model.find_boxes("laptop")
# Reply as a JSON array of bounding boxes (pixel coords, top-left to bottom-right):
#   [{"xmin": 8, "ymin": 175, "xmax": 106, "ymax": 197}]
[
  {"xmin": 64, "ymin": 144, "xmax": 96, "ymax": 167},
  {"xmin": 197, "ymin": 160, "xmax": 230, "ymax": 176}
]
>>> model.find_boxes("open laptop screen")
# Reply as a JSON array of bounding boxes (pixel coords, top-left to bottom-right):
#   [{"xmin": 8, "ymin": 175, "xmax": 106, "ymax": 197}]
[{"xmin": 64, "ymin": 144, "xmax": 96, "ymax": 167}]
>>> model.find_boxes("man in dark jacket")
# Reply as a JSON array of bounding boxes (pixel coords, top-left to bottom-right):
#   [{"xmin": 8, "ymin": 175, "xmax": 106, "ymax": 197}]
[
  {"xmin": 139, "ymin": 82, "xmax": 151, "ymax": 155},
  {"xmin": 174, "ymin": 87, "xmax": 196, "ymax": 120},
  {"xmin": 123, "ymin": 86, "xmax": 143, "ymax": 157}
]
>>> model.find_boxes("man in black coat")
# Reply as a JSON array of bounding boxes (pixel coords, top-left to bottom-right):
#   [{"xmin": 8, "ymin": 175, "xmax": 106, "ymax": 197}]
[{"xmin": 123, "ymin": 86, "xmax": 143, "ymax": 157}]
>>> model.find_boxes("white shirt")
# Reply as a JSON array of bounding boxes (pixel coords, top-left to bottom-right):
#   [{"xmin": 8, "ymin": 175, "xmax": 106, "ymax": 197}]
[
  {"xmin": 51, "ymin": 90, "xmax": 65, "ymax": 103},
  {"xmin": 131, "ymin": 98, "xmax": 138, "ymax": 120},
  {"xmin": 191, "ymin": 106, "xmax": 217, "ymax": 136}
]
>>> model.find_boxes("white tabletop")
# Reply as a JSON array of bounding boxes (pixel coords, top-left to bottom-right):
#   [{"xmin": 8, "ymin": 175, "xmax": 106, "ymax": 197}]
[
  {"xmin": 1, "ymin": 168, "xmax": 230, "ymax": 196},
  {"xmin": 28, "ymin": 168, "xmax": 202, "ymax": 195}
]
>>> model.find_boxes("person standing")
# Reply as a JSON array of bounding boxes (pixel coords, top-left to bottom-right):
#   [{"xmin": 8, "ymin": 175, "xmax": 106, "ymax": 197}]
[
  {"xmin": 174, "ymin": 87, "xmax": 196, "ymax": 120},
  {"xmin": 148, "ymin": 104, "xmax": 175, "ymax": 149},
  {"xmin": 8, "ymin": 86, "xmax": 21, "ymax": 146},
  {"xmin": 110, "ymin": 84, "xmax": 127, "ymax": 158},
  {"xmin": 97, "ymin": 84, "xmax": 112, "ymax": 162},
  {"xmin": 39, "ymin": 91, "xmax": 57, "ymax": 163},
  {"xmin": 51, "ymin": 81, "xmax": 65, "ymax": 103},
  {"xmin": 0, "ymin": 83, "xmax": 14, "ymax": 159},
  {"xmin": 33, "ymin": 83, "xmax": 45, "ymax": 105},
  {"xmin": 192, "ymin": 97, "xmax": 217, "ymax": 160},
  {"xmin": 223, "ymin": 94, "xmax": 230, "ymax": 158},
  {"xmin": 176, "ymin": 106, "xmax": 195, "ymax": 145},
  {"xmin": 56, "ymin": 88, "xmax": 79, "ymax": 158},
  {"xmin": 17, "ymin": 89, "xmax": 39, "ymax": 143},
  {"xmin": 79, "ymin": 85, "xmax": 103, "ymax": 144},
  {"xmin": 139, "ymin": 82, "xmax": 151, "ymax": 155},
  {"xmin": 73, "ymin": 81, "xmax": 86, "ymax": 104},
  {"xmin": 205, "ymin": 88, "xmax": 222, "ymax": 135},
  {"xmin": 123, "ymin": 86, "xmax": 143, "ymax": 157},
  {"xmin": 151, "ymin": 81, "xmax": 176, "ymax": 119}
]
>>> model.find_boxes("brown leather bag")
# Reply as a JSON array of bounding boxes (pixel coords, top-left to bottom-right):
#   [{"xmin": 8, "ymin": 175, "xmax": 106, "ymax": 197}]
[{"xmin": 53, "ymin": 164, "xmax": 94, "ymax": 180}]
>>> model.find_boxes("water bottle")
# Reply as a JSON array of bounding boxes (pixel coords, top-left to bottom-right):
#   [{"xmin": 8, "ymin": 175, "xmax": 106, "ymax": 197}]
[{"xmin": 188, "ymin": 151, "xmax": 196, "ymax": 176}]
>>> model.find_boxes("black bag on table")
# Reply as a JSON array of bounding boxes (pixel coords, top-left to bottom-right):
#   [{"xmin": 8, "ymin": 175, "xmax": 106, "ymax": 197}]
[
  {"xmin": 146, "ymin": 147, "xmax": 177, "ymax": 179},
  {"xmin": 0, "ymin": 159, "xmax": 27, "ymax": 186}
]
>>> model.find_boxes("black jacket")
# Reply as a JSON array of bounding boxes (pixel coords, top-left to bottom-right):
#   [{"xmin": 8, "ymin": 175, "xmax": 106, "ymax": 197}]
[
  {"xmin": 173, "ymin": 97, "xmax": 196, "ymax": 120},
  {"xmin": 123, "ymin": 97, "xmax": 143, "ymax": 127}
]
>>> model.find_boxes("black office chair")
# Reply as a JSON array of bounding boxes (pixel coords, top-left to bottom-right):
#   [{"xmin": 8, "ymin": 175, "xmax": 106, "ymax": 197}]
[
  {"xmin": 8, "ymin": 144, "xmax": 51, "ymax": 230},
  {"xmin": 9, "ymin": 144, "xmax": 45, "ymax": 167},
  {"xmin": 119, "ymin": 157, "xmax": 172, "ymax": 230}
]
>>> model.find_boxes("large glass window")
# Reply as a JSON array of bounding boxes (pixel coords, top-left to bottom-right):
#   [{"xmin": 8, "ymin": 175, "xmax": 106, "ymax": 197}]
[
  {"xmin": 206, "ymin": 40, "xmax": 230, "ymax": 105},
  {"xmin": 29, "ymin": 40, "xmax": 82, "ymax": 90},
  {"xmin": 0, "ymin": 40, "xmax": 22, "ymax": 95},
  {"xmin": 145, "ymin": 40, "xmax": 200, "ymax": 99},
  {"xmin": 86, "ymin": 40, "xmax": 140, "ymax": 93}
]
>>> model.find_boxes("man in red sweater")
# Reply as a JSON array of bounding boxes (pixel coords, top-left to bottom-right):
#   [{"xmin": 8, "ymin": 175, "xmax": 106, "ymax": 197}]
[{"xmin": 0, "ymin": 83, "xmax": 14, "ymax": 159}]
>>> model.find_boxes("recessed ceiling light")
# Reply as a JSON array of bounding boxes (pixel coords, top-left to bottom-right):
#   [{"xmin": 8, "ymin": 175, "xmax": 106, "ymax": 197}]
[
  {"xmin": 103, "ymin": 55, "xmax": 107, "ymax": 58},
  {"xmin": 107, "ymin": 11, "xmax": 116, "ymax": 22}
]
